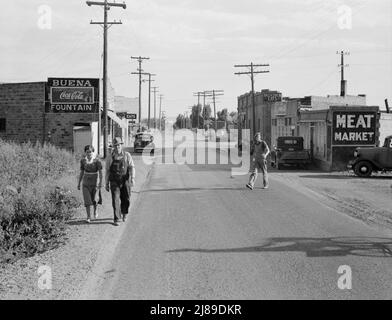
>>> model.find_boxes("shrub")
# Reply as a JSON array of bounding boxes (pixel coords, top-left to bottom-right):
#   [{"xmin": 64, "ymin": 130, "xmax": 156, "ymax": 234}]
[
  {"xmin": 0, "ymin": 140, "xmax": 76, "ymax": 189},
  {"xmin": 0, "ymin": 139, "xmax": 81, "ymax": 264}
]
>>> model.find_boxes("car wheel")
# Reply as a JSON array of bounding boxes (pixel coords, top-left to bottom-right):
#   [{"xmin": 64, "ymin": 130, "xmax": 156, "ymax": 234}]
[{"xmin": 354, "ymin": 161, "xmax": 373, "ymax": 177}]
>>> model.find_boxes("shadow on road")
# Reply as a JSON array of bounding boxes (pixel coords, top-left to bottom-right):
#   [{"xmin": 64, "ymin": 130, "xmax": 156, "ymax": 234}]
[
  {"xmin": 66, "ymin": 218, "xmax": 114, "ymax": 226},
  {"xmin": 186, "ymin": 164, "xmax": 238, "ymax": 172},
  {"xmin": 299, "ymin": 174, "xmax": 392, "ymax": 180},
  {"xmin": 141, "ymin": 187, "xmax": 247, "ymax": 193},
  {"xmin": 166, "ymin": 237, "xmax": 392, "ymax": 258}
]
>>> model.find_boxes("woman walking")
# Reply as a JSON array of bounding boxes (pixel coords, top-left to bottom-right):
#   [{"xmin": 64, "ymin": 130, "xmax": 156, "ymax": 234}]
[{"xmin": 78, "ymin": 145, "xmax": 103, "ymax": 223}]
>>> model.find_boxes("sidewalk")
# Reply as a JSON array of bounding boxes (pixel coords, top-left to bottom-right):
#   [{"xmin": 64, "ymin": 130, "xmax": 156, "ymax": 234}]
[{"xmin": 0, "ymin": 153, "xmax": 152, "ymax": 300}]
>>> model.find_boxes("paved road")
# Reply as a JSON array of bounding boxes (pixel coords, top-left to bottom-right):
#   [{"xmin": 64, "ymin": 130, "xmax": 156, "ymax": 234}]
[{"xmin": 96, "ymin": 148, "xmax": 392, "ymax": 299}]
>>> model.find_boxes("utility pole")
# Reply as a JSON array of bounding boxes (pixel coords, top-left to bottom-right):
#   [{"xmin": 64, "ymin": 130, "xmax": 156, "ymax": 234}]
[
  {"xmin": 193, "ymin": 91, "xmax": 204, "ymax": 129},
  {"xmin": 184, "ymin": 111, "xmax": 189, "ymax": 129},
  {"xmin": 87, "ymin": 0, "xmax": 126, "ymax": 158},
  {"xmin": 234, "ymin": 63, "xmax": 269, "ymax": 137},
  {"xmin": 205, "ymin": 90, "xmax": 224, "ymax": 131},
  {"xmin": 131, "ymin": 56, "xmax": 150, "ymax": 127},
  {"xmin": 142, "ymin": 73, "xmax": 156, "ymax": 129},
  {"xmin": 152, "ymin": 86, "xmax": 159, "ymax": 128},
  {"xmin": 337, "ymin": 51, "xmax": 349, "ymax": 96},
  {"xmin": 159, "ymin": 94, "xmax": 164, "ymax": 130}
]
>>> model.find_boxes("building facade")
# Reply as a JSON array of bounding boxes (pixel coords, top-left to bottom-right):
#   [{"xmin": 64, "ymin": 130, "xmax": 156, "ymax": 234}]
[
  {"xmin": 0, "ymin": 78, "xmax": 128, "ymax": 157},
  {"xmin": 271, "ymin": 98, "xmax": 301, "ymax": 147},
  {"xmin": 379, "ymin": 112, "xmax": 392, "ymax": 145},
  {"xmin": 238, "ymin": 89, "xmax": 282, "ymax": 147},
  {"xmin": 298, "ymin": 105, "xmax": 380, "ymax": 171},
  {"xmin": 238, "ymin": 90, "xmax": 369, "ymax": 151}
]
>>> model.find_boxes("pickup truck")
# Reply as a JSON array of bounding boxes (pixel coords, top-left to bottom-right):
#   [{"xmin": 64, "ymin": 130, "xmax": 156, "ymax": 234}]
[
  {"xmin": 271, "ymin": 136, "xmax": 311, "ymax": 170},
  {"xmin": 347, "ymin": 135, "xmax": 392, "ymax": 177}
]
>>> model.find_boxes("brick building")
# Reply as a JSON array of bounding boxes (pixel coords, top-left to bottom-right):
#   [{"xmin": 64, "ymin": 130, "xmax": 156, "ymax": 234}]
[
  {"xmin": 238, "ymin": 89, "xmax": 370, "ymax": 150},
  {"xmin": 0, "ymin": 78, "xmax": 128, "ymax": 156},
  {"xmin": 238, "ymin": 89, "xmax": 282, "ymax": 147},
  {"xmin": 271, "ymin": 98, "xmax": 301, "ymax": 148}
]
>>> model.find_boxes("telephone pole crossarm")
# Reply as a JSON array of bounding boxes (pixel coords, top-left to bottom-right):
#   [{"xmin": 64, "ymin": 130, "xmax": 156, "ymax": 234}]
[
  {"xmin": 87, "ymin": 1, "xmax": 126, "ymax": 8},
  {"xmin": 234, "ymin": 71, "xmax": 269, "ymax": 75},
  {"xmin": 234, "ymin": 64, "xmax": 269, "ymax": 68},
  {"xmin": 90, "ymin": 21, "xmax": 123, "ymax": 25}
]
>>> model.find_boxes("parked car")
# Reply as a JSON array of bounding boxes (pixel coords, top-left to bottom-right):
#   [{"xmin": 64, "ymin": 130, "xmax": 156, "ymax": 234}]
[
  {"xmin": 270, "ymin": 136, "xmax": 311, "ymax": 170},
  {"xmin": 347, "ymin": 135, "xmax": 392, "ymax": 177},
  {"xmin": 133, "ymin": 132, "xmax": 155, "ymax": 153}
]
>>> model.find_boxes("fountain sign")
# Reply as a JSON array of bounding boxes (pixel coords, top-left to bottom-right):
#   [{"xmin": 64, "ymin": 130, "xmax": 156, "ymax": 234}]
[{"xmin": 46, "ymin": 78, "xmax": 99, "ymax": 113}]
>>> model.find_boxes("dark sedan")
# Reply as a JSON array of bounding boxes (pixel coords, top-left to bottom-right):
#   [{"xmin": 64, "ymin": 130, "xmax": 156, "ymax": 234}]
[{"xmin": 133, "ymin": 132, "xmax": 155, "ymax": 153}]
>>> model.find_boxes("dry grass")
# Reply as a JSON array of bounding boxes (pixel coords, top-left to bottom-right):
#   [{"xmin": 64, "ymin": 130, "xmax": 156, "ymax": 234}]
[{"xmin": 0, "ymin": 139, "xmax": 81, "ymax": 263}]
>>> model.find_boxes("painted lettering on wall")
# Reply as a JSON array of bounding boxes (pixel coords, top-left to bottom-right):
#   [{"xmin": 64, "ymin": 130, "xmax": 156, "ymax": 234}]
[
  {"xmin": 332, "ymin": 111, "xmax": 376, "ymax": 145},
  {"xmin": 46, "ymin": 78, "xmax": 99, "ymax": 113}
]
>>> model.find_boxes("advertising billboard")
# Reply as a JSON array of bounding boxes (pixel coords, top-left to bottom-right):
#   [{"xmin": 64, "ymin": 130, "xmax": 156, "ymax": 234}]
[
  {"xmin": 332, "ymin": 111, "xmax": 377, "ymax": 145},
  {"xmin": 46, "ymin": 78, "xmax": 99, "ymax": 113}
]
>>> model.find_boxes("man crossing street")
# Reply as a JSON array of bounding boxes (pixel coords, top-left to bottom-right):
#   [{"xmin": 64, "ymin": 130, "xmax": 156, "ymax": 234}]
[{"xmin": 246, "ymin": 132, "xmax": 270, "ymax": 190}]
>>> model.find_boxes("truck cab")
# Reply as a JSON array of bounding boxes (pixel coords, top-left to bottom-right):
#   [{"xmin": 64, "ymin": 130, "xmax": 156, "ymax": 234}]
[{"xmin": 271, "ymin": 136, "xmax": 311, "ymax": 170}]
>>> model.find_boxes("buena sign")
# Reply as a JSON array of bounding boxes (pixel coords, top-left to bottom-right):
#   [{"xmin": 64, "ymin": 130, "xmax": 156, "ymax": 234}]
[
  {"xmin": 46, "ymin": 78, "xmax": 99, "ymax": 113},
  {"xmin": 332, "ymin": 111, "xmax": 377, "ymax": 145}
]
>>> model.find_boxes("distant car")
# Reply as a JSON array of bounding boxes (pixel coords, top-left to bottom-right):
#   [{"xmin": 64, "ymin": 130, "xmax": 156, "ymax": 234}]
[
  {"xmin": 133, "ymin": 132, "xmax": 155, "ymax": 154},
  {"xmin": 271, "ymin": 136, "xmax": 311, "ymax": 170},
  {"xmin": 347, "ymin": 135, "xmax": 392, "ymax": 177}
]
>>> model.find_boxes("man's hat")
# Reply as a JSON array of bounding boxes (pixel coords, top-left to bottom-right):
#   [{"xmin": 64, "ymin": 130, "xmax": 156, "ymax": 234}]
[{"xmin": 113, "ymin": 137, "xmax": 124, "ymax": 146}]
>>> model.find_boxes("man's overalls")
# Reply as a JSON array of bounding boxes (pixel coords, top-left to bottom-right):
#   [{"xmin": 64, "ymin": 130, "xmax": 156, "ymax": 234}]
[{"xmin": 109, "ymin": 153, "xmax": 131, "ymax": 222}]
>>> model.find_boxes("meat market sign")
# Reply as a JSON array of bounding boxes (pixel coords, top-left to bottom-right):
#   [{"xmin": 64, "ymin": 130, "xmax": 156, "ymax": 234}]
[
  {"xmin": 46, "ymin": 78, "xmax": 99, "ymax": 113},
  {"xmin": 332, "ymin": 111, "xmax": 377, "ymax": 145}
]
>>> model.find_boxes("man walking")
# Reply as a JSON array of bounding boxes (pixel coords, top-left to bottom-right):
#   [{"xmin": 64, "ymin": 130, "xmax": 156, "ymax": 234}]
[
  {"xmin": 246, "ymin": 132, "xmax": 270, "ymax": 190},
  {"xmin": 105, "ymin": 137, "xmax": 135, "ymax": 226}
]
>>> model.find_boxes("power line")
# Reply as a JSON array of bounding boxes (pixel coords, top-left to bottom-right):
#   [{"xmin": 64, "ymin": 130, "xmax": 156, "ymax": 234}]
[
  {"xmin": 142, "ymin": 73, "xmax": 156, "ymax": 129},
  {"xmin": 337, "ymin": 50, "xmax": 350, "ymax": 96},
  {"xmin": 234, "ymin": 63, "xmax": 269, "ymax": 135},
  {"xmin": 159, "ymin": 94, "xmax": 164, "ymax": 130},
  {"xmin": 204, "ymin": 90, "xmax": 224, "ymax": 131},
  {"xmin": 86, "ymin": 0, "xmax": 126, "ymax": 158},
  {"xmin": 131, "ymin": 56, "xmax": 150, "ymax": 125},
  {"xmin": 151, "ymin": 86, "xmax": 159, "ymax": 129}
]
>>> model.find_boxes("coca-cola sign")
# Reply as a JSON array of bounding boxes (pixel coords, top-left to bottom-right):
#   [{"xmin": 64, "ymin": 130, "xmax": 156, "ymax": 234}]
[
  {"xmin": 46, "ymin": 78, "xmax": 99, "ymax": 113},
  {"xmin": 51, "ymin": 87, "xmax": 94, "ymax": 104}
]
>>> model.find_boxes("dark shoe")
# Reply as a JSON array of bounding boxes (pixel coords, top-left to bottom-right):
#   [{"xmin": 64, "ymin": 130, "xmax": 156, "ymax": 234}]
[
  {"xmin": 246, "ymin": 183, "xmax": 254, "ymax": 190},
  {"xmin": 113, "ymin": 220, "xmax": 119, "ymax": 226}
]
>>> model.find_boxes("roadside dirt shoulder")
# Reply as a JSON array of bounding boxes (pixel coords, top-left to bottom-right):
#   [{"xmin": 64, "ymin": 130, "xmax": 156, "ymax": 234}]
[
  {"xmin": 0, "ymin": 154, "xmax": 152, "ymax": 300},
  {"xmin": 270, "ymin": 169, "xmax": 392, "ymax": 230}
]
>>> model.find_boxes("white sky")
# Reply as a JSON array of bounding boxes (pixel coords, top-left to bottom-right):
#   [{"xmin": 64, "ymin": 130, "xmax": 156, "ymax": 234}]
[{"xmin": 1, "ymin": 0, "xmax": 391, "ymax": 118}]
